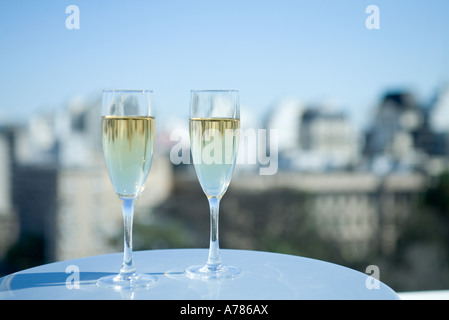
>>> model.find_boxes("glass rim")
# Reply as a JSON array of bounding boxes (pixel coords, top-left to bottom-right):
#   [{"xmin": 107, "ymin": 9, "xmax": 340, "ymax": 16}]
[
  {"xmin": 191, "ymin": 89, "xmax": 239, "ymax": 93},
  {"xmin": 103, "ymin": 89, "xmax": 153, "ymax": 93}
]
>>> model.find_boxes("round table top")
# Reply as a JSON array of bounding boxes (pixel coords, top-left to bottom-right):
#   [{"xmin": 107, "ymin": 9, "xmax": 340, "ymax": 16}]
[{"xmin": 0, "ymin": 248, "xmax": 399, "ymax": 300}]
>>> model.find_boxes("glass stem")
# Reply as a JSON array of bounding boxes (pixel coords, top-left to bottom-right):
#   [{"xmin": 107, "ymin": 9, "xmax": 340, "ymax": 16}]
[
  {"xmin": 119, "ymin": 197, "xmax": 136, "ymax": 278},
  {"xmin": 206, "ymin": 196, "xmax": 222, "ymax": 270}
]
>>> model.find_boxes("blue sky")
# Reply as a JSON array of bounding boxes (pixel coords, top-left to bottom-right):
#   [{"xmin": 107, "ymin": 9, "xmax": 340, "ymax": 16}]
[{"xmin": 0, "ymin": 0, "xmax": 448, "ymax": 129}]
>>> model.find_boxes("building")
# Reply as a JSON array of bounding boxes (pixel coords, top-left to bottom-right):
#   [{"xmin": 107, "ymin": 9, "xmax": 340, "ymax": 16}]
[
  {"xmin": 299, "ymin": 107, "xmax": 359, "ymax": 171},
  {"xmin": 265, "ymin": 98, "xmax": 360, "ymax": 172},
  {"xmin": 0, "ymin": 128, "xmax": 18, "ymax": 260},
  {"xmin": 3, "ymin": 96, "xmax": 173, "ymax": 264},
  {"xmin": 229, "ymin": 171, "xmax": 426, "ymax": 260},
  {"xmin": 363, "ymin": 90, "xmax": 449, "ymax": 176},
  {"xmin": 429, "ymin": 85, "xmax": 449, "ymax": 135}
]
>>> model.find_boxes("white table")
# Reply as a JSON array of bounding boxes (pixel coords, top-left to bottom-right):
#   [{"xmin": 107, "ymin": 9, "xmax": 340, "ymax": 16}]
[{"xmin": 0, "ymin": 249, "xmax": 399, "ymax": 300}]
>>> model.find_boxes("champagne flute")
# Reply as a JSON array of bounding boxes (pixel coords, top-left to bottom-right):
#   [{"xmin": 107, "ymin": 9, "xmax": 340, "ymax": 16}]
[
  {"xmin": 186, "ymin": 90, "xmax": 241, "ymax": 280},
  {"xmin": 96, "ymin": 90, "xmax": 158, "ymax": 290}
]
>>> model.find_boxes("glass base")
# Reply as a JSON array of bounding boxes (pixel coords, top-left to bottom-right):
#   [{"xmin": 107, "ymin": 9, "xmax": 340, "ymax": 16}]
[
  {"xmin": 185, "ymin": 264, "xmax": 241, "ymax": 280},
  {"xmin": 96, "ymin": 273, "xmax": 158, "ymax": 290}
]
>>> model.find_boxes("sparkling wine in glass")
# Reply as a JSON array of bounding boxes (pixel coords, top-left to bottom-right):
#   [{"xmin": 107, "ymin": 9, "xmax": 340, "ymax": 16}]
[
  {"xmin": 186, "ymin": 90, "xmax": 241, "ymax": 280},
  {"xmin": 96, "ymin": 89, "xmax": 158, "ymax": 290}
]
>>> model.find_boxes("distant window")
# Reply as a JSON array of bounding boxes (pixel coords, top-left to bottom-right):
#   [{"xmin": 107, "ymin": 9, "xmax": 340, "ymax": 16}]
[{"xmin": 71, "ymin": 112, "xmax": 86, "ymax": 132}]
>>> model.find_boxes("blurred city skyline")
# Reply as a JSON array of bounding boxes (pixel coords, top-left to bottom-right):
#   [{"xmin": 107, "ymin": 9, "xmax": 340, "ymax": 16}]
[{"xmin": 1, "ymin": 0, "xmax": 448, "ymax": 130}]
